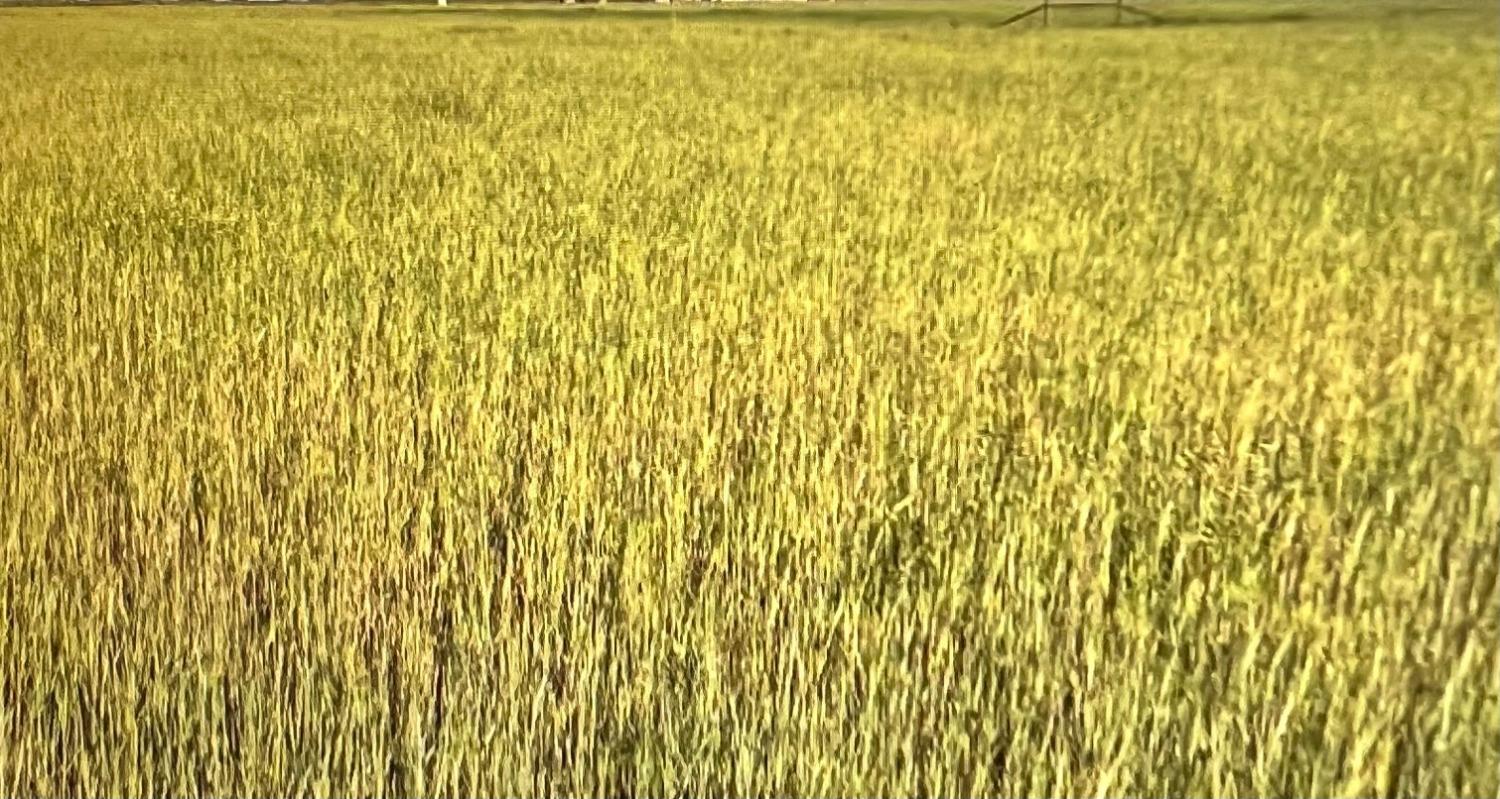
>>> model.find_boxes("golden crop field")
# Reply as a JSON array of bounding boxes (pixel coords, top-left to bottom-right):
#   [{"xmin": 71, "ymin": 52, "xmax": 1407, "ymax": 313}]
[{"xmin": 0, "ymin": 0, "xmax": 1495, "ymax": 795}]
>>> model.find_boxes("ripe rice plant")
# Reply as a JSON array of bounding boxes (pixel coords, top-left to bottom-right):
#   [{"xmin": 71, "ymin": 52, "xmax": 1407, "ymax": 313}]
[{"xmin": 0, "ymin": 1, "xmax": 1495, "ymax": 795}]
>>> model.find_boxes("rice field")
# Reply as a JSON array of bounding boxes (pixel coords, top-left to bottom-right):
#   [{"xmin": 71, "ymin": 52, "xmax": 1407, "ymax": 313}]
[{"xmin": 0, "ymin": 1, "xmax": 1496, "ymax": 794}]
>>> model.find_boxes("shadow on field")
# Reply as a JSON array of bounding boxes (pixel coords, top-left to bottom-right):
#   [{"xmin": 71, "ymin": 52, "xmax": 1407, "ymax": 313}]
[
  {"xmin": 355, "ymin": 3, "xmax": 1044, "ymax": 28},
  {"xmin": 6, "ymin": 0, "xmax": 1463, "ymax": 31},
  {"xmin": 343, "ymin": 2, "xmax": 1479, "ymax": 32},
  {"xmin": 1139, "ymin": 10, "xmax": 1312, "ymax": 27},
  {"xmin": 1138, "ymin": 4, "xmax": 1468, "ymax": 29}
]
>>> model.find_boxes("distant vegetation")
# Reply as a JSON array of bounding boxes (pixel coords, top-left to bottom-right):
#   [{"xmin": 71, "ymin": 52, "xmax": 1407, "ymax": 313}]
[{"xmin": 0, "ymin": 1, "xmax": 1495, "ymax": 795}]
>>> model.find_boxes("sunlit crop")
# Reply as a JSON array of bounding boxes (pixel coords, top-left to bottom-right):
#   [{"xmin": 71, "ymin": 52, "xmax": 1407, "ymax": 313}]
[{"xmin": 0, "ymin": 1, "xmax": 1495, "ymax": 795}]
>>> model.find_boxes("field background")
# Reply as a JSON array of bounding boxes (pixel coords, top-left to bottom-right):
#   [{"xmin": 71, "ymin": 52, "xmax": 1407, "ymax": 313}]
[{"xmin": 1, "ymin": 1, "xmax": 1497, "ymax": 795}]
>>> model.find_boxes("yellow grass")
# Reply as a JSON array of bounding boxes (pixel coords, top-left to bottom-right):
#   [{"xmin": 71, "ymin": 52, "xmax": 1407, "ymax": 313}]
[{"xmin": 0, "ymin": 1, "xmax": 1496, "ymax": 794}]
